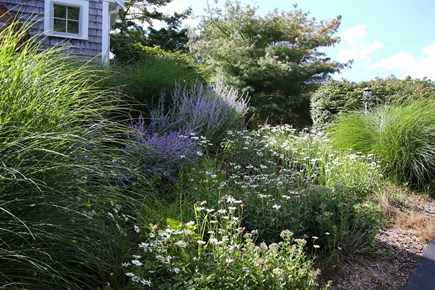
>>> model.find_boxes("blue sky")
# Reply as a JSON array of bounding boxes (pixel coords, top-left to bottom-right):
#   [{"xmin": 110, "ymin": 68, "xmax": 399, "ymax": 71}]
[{"xmin": 159, "ymin": 0, "xmax": 435, "ymax": 82}]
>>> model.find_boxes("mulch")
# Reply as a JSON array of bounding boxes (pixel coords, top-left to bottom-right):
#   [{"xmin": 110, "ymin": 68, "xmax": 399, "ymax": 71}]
[{"xmin": 318, "ymin": 194, "xmax": 435, "ymax": 290}]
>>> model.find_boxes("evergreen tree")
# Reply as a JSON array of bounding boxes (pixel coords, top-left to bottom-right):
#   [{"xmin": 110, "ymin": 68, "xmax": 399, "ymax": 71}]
[
  {"xmin": 188, "ymin": 1, "xmax": 350, "ymax": 126},
  {"xmin": 111, "ymin": 0, "xmax": 191, "ymax": 60}
]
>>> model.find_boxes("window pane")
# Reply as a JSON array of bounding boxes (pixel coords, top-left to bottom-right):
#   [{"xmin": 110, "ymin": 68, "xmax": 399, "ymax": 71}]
[
  {"xmin": 67, "ymin": 20, "xmax": 79, "ymax": 34},
  {"xmin": 51, "ymin": 3, "xmax": 82, "ymax": 35},
  {"xmin": 53, "ymin": 4, "xmax": 66, "ymax": 18},
  {"xmin": 53, "ymin": 19, "xmax": 66, "ymax": 32},
  {"xmin": 68, "ymin": 7, "xmax": 80, "ymax": 21}
]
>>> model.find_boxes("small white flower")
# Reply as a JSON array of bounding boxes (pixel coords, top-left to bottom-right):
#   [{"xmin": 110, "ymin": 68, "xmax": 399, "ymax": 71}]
[
  {"xmin": 272, "ymin": 204, "xmax": 281, "ymax": 210},
  {"xmin": 131, "ymin": 259, "xmax": 142, "ymax": 266},
  {"xmin": 121, "ymin": 262, "xmax": 131, "ymax": 267},
  {"xmin": 159, "ymin": 232, "xmax": 171, "ymax": 239},
  {"xmin": 139, "ymin": 242, "xmax": 149, "ymax": 249},
  {"xmin": 196, "ymin": 151, "xmax": 203, "ymax": 156},
  {"xmin": 175, "ymin": 240, "xmax": 188, "ymax": 248},
  {"xmin": 133, "ymin": 225, "xmax": 140, "ymax": 233},
  {"xmin": 125, "ymin": 272, "xmax": 135, "ymax": 277},
  {"xmin": 209, "ymin": 238, "xmax": 218, "ymax": 244},
  {"xmin": 313, "ymin": 245, "xmax": 320, "ymax": 249},
  {"xmin": 226, "ymin": 257, "xmax": 234, "ymax": 263},
  {"xmin": 140, "ymin": 279, "xmax": 152, "ymax": 286}
]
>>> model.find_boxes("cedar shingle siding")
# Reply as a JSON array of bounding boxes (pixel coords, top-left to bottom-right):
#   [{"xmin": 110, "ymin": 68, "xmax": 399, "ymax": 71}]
[{"xmin": 2, "ymin": 0, "xmax": 103, "ymax": 58}]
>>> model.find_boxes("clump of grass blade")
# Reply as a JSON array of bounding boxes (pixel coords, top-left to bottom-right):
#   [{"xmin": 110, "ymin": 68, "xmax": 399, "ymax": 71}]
[
  {"xmin": 328, "ymin": 100, "xmax": 435, "ymax": 190},
  {"xmin": 0, "ymin": 22, "xmax": 148, "ymax": 289}
]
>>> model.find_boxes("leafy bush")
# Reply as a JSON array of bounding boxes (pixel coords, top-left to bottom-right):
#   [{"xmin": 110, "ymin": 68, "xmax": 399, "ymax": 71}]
[
  {"xmin": 258, "ymin": 126, "xmax": 381, "ymax": 193},
  {"xmin": 170, "ymin": 126, "xmax": 382, "ymax": 255},
  {"xmin": 311, "ymin": 78, "xmax": 435, "ymax": 130},
  {"xmin": 217, "ymin": 127, "xmax": 382, "ymax": 251},
  {"xmin": 0, "ymin": 23, "xmax": 146, "ymax": 289},
  {"xmin": 188, "ymin": 1, "xmax": 346, "ymax": 127},
  {"xmin": 328, "ymin": 100, "xmax": 435, "ymax": 190},
  {"xmin": 105, "ymin": 45, "xmax": 210, "ymax": 115},
  {"xmin": 124, "ymin": 200, "xmax": 321, "ymax": 289}
]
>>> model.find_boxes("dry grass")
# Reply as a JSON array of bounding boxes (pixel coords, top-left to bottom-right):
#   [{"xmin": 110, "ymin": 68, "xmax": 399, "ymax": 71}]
[
  {"xmin": 320, "ymin": 184, "xmax": 435, "ymax": 289},
  {"xmin": 379, "ymin": 184, "xmax": 435, "ymax": 242}
]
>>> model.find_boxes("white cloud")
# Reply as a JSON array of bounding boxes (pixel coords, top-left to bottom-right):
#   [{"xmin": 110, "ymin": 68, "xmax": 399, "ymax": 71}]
[
  {"xmin": 153, "ymin": 2, "xmax": 200, "ymax": 29},
  {"xmin": 337, "ymin": 24, "xmax": 384, "ymax": 63},
  {"xmin": 370, "ymin": 42, "xmax": 435, "ymax": 79}
]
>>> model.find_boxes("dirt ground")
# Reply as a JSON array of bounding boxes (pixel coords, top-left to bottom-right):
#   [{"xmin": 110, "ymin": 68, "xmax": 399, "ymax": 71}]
[{"xmin": 319, "ymin": 191, "xmax": 435, "ymax": 290}]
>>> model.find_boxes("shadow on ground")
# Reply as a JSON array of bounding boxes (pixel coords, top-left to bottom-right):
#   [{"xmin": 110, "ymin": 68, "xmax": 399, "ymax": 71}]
[{"xmin": 317, "ymin": 234, "xmax": 427, "ymax": 290}]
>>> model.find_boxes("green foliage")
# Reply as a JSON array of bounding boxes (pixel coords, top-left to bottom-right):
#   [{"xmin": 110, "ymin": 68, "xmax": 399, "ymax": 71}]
[
  {"xmin": 171, "ymin": 126, "xmax": 382, "ymax": 259},
  {"xmin": 111, "ymin": 0, "xmax": 191, "ymax": 60},
  {"xmin": 328, "ymin": 100, "xmax": 435, "ymax": 190},
  {"xmin": 0, "ymin": 23, "xmax": 148, "ymax": 289},
  {"xmin": 188, "ymin": 1, "xmax": 348, "ymax": 126},
  {"xmin": 217, "ymin": 127, "xmax": 382, "ymax": 252},
  {"xmin": 124, "ymin": 201, "xmax": 321, "ymax": 289},
  {"xmin": 311, "ymin": 77, "xmax": 435, "ymax": 130},
  {"xmin": 106, "ymin": 45, "xmax": 210, "ymax": 114},
  {"xmin": 258, "ymin": 126, "xmax": 381, "ymax": 192},
  {"xmin": 148, "ymin": 81, "xmax": 249, "ymax": 143}
]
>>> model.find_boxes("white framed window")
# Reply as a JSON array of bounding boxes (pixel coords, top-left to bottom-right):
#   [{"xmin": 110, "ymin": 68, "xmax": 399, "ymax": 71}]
[{"xmin": 44, "ymin": 0, "xmax": 89, "ymax": 40}]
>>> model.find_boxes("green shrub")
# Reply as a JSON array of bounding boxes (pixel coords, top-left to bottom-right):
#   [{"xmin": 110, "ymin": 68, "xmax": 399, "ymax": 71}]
[
  {"xmin": 0, "ymin": 23, "xmax": 147, "ymax": 289},
  {"xmin": 328, "ymin": 100, "xmax": 435, "ymax": 190},
  {"xmin": 311, "ymin": 78, "xmax": 435, "ymax": 130},
  {"xmin": 174, "ymin": 127, "xmax": 382, "ymax": 254},
  {"xmin": 123, "ymin": 201, "xmax": 321, "ymax": 289},
  {"xmin": 106, "ymin": 45, "xmax": 210, "ymax": 115}
]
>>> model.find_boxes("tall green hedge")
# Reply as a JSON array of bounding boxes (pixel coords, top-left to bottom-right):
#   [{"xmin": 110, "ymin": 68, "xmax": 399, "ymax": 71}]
[{"xmin": 311, "ymin": 77, "xmax": 435, "ymax": 130}]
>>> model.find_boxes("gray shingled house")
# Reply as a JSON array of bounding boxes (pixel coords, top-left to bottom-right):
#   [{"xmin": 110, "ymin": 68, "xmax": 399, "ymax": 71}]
[{"xmin": 1, "ymin": 0, "xmax": 124, "ymax": 63}]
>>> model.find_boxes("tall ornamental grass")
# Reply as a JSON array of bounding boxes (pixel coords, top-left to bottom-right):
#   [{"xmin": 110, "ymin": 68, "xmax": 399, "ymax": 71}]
[
  {"xmin": 0, "ymin": 23, "xmax": 145, "ymax": 289},
  {"xmin": 328, "ymin": 101, "xmax": 435, "ymax": 191},
  {"xmin": 104, "ymin": 45, "xmax": 210, "ymax": 114}
]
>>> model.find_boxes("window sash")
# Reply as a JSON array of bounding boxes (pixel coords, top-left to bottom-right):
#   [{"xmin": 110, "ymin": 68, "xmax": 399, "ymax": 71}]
[
  {"xmin": 53, "ymin": 4, "xmax": 80, "ymax": 34},
  {"xmin": 44, "ymin": 0, "xmax": 89, "ymax": 40}
]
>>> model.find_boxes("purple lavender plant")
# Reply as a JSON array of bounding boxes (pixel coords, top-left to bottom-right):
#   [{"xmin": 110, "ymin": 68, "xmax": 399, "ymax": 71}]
[
  {"xmin": 127, "ymin": 114, "xmax": 202, "ymax": 182},
  {"xmin": 150, "ymin": 81, "xmax": 249, "ymax": 142},
  {"xmin": 126, "ymin": 81, "xmax": 249, "ymax": 182}
]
